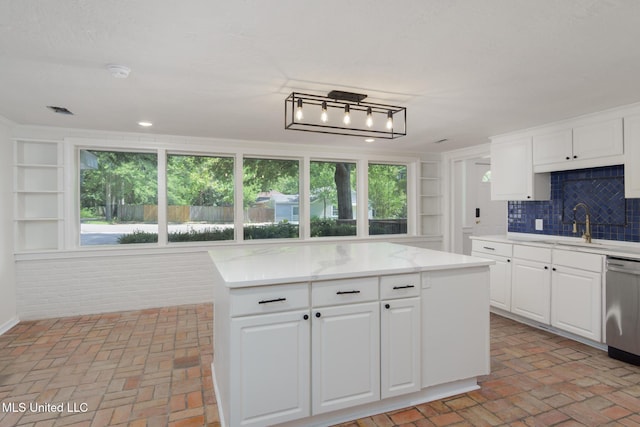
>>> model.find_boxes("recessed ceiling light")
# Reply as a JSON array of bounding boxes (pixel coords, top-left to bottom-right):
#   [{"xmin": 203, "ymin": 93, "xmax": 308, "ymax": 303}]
[
  {"xmin": 364, "ymin": 138, "xmax": 375, "ymax": 143},
  {"xmin": 138, "ymin": 121, "xmax": 153, "ymax": 127}
]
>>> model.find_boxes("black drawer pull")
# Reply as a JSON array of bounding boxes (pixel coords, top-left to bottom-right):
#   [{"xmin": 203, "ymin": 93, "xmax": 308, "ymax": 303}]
[
  {"xmin": 392, "ymin": 285, "xmax": 415, "ymax": 290},
  {"xmin": 336, "ymin": 290, "xmax": 361, "ymax": 295},
  {"xmin": 483, "ymin": 246, "xmax": 495, "ymax": 251},
  {"xmin": 258, "ymin": 297, "xmax": 286, "ymax": 304},
  {"xmin": 385, "ymin": 304, "xmax": 391, "ymax": 309}
]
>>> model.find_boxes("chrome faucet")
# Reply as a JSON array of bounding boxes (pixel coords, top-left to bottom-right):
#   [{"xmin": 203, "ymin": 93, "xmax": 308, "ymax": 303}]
[{"xmin": 572, "ymin": 202, "xmax": 592, "ymax": 243}]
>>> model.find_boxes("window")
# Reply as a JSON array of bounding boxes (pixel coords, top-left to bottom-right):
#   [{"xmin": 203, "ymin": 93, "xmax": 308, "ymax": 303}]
[
  {"xmin": 368, "ymin": 163, "xmax": 407, "ymax": 235},
  {"xmin": 243, "ymin": 158, "xmax": 299, "ymax": 239},
  {"xmin": 166, "ymin": 154, "xmax": 234, "ymax": 242},
  {"xmin": 309, "ymin": 161, "xmax": 357, "ymax": 237},
  {"xmin": 80, "ymin": 150, "xmax": 158, "ymax": 245}
]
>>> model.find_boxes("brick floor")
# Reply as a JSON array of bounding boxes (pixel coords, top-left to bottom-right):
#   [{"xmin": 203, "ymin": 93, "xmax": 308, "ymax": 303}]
[{"xmin": 1, "ymin": 306, "xmax": 639, "ymax": 426}]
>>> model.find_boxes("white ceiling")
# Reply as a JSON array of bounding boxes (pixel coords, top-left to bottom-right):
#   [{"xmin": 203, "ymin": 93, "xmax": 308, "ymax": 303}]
[{"xmin": 2, "ymin": 0, "xmax": 640, "ymax": 153}]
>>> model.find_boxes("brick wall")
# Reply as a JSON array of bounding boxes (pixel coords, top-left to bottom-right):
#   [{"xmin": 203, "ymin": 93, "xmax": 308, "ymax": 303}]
[{"xmin": 15, "ymin": 251, "xmax": 216, "ymax": 320}]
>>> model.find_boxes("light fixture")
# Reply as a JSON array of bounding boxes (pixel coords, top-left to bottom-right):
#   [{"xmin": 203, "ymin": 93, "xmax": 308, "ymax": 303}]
[
  {"xmin": 295, "ymin": 98, "xmax": 303, "ymax": 120},
  {"xmin": 343, "ymin": 104, "xmax": 351, "ymax": 125},
  {"xmin": 138, "ymin": 121, "xmax": 153, "ymax": 127},
  {"xmin": 284, "ymin": 91, "xmax": 406, "ymax": 139}
]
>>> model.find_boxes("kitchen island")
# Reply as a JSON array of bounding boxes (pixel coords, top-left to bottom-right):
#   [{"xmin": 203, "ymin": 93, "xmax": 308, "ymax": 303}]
[{"xmin": 210, "ymin": 242, "xmax": 493, "ymax": 427}]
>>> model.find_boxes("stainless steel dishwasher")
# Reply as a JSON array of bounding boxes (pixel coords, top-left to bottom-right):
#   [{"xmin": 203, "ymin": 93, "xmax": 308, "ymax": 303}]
[{"xmin": 606, "ymin": 256, "xmax": 640, "ymax": 365}]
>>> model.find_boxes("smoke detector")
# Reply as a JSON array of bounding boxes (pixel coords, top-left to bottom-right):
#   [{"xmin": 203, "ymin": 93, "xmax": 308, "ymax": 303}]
[{"xmin": 106, "ymin": 64, "xmax": 131, "ymax": 78}]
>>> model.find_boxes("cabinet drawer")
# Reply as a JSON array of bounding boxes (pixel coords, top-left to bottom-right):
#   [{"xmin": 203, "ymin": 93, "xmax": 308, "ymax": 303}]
[
  {"xmin": 513, "ymin": 245, "xmax": 551, "ymax": 263},
  {"xmin": 312, "ymin": 277, "xmax": 378, "ymax": 307},
  {"xmin": 230, "ymin": 283, "xmax": 309, "ymax": 317},
  {"xmin": 471, "ymin": 240, "xmax": 512, "ymax": 257},
  {"xmin": 380, "ymin": 273, "xmax": 420, "ymax": 299},
  {"xmin": 553, "ymin": 249, "xmax": 603, "ymax": 273}
]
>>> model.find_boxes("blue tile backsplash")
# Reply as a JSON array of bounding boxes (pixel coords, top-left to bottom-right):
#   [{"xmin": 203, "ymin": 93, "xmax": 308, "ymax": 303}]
[{"xmin": 508, "ymin": 165, "xmax": 640, "ymax": 242}]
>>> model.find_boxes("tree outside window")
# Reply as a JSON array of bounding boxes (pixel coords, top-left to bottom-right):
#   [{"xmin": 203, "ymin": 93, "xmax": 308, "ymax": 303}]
[
  {"xmin": 368, "ymin": 163, "xmax": 407, "ymax": 235},
  {"xmin": 309, "ymin": 161, "xmax": 357, "ymax": 237}
]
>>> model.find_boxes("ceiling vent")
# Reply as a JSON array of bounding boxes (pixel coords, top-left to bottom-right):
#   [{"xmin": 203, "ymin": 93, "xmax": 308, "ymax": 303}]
[{"xmin": 46, "ymin": 106, "xmax": 74, "ymax": 115}]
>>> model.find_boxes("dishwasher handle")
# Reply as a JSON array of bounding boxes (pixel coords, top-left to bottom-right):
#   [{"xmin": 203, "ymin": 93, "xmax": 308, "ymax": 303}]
[{"xmin": 607, "ymin": 257, "xmax": 640, "ymax": 274}]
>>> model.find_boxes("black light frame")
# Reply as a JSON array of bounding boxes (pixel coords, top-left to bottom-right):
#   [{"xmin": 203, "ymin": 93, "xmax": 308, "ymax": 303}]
[{"xmin": 284, "ymin": 92, "xmax": 407, "ymax": 139}]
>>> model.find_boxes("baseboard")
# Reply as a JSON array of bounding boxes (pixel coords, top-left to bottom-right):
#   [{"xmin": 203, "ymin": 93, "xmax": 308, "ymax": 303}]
[{"xmin": 0, "ymin": 316, "xmax": 19, "ymax": 335}]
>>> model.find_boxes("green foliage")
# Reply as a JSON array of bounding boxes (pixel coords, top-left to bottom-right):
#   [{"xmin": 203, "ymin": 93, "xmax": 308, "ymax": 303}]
[
  {"xmin": 167, "ymin": 155, "xmax": 234, "ymax": 206},
  {"xmin": 243, "ymin": 222, "xmax": 299, "ymax": 239},
  {"xmin": 310, "ymin": 218, "xmax": 356, "ymax": 237},
  {"xmin": 117, "ymin": 230, "xmax": 159, "ymax": 244},
  {"xmin": 168, "ymin": 227, "xmax": 234, "ymax": 242},
  {"xmin": 368, "ymin": 164, "xmax": 407, "ymax": 219},
  {"xmin": 243, "ymin": 158, "xmax": 299, "ymax": 207}
]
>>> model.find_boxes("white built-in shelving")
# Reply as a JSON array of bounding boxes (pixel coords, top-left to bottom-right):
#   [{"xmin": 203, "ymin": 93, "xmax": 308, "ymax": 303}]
[
  {"xmin": 419, "ymin": 161, "xmax": 442, "ymax": 236},
  {"xmin": 14, "ymin": 140, "xmax": 64, "ymax": 252}
]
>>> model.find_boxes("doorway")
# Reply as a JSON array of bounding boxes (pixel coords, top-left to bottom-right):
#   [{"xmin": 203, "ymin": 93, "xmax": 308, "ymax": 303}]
[{"xmin": 452, "ymin": 157, "xmax": 506, "ymax": 255}]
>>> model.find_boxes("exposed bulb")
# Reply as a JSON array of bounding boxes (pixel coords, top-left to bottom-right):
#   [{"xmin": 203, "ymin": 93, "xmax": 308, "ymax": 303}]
[
  {"xmin": 296, "ymin": 99, "xmax": 303, "ymax": 121},
  {"xmin": 343, "ymin": 104, "xmax": 351, "ymax": 125},
  {"xmin": 366, "ymin": 107, "xmax": 373, "ymax": 128},
  {"xmin": 321, "ymin": 101, "xmax": 328, "ymax": 122},
  {"xmin": 386, "ymin": 111, "xmax": 393, "ymax": 130}
]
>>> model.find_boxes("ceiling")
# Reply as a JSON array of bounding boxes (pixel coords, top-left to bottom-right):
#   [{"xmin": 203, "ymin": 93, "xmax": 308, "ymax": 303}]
[{"xmin": 2, "ymin": 0, "xmax": 640, "ymax": 153}]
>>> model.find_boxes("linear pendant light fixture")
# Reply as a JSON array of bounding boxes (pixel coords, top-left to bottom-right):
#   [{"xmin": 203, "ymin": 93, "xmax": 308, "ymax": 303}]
[{"xmin": 284, "ymin": 91, "xmax": 406, "ymax": 139}]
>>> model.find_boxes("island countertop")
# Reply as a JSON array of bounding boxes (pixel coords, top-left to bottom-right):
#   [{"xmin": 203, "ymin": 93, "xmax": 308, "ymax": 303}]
[{"xmin": 209, "ymin": 241, "xmax": 493, "ymax": 287}]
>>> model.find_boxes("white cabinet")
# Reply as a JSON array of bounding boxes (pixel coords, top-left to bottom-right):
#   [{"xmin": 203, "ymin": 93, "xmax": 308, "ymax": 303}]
[
  {"xmin": 624, "ymin": 114, "xmax": 640, "ymax": 198},
  {"xmin": 490, "ymin": 136, "xmax": 550, "ymax": 201},
  {"xmin": 471, "ymin": 240, "xmax": 513, "ymax": 311},
  {"xmin": 550, "ymin": 250, "xmax": 603, "ymax": 342},
  {"xmin": 230, "ymin": 310, "xmax": 310, "ymax": 426},
  {"xmin": 531, "ymin": 118, "xmax": 623, "ymax": 172},
  {"xmin": 511, "ymin": 246, "xmax": 552, "ymax": 324},
  {"xmin": 532, "ymin": 129, "xmax": 573, "ymax": 166},
  {"xmin": 380, "ymin": 273, "xmax": 421, "ymax": 399},
  {"xmin": 311, "ymin": 301, "xmax": 380, "ymax": 414},
  {"xmin": 421, "ymin": 268, "xmax": 490, "ymax": 387},
  {"xmin": 14, "ymin": 140, "xmax": 64, "ymax": 251}
]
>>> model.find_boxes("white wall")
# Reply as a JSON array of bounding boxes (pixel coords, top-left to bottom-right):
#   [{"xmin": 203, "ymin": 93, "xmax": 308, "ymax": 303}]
[{"xmin": 0, "ymin": 118, "xmax": 18, "ymax": 332}]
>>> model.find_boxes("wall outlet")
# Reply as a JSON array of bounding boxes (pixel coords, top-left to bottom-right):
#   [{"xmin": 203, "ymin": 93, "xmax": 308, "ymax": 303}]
[{"xmin": 535, "ymin": 219, "xmax": 543, "ymax": 231}]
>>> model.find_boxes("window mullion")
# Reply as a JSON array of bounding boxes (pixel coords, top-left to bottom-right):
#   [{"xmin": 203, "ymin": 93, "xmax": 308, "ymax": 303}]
[{"xmin": 157, "ymin": 149, "xmax": 168, "ymax": 246}]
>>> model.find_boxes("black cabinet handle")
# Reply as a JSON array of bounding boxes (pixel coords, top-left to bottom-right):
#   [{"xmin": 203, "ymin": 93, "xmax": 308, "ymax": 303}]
[
  {"xmin": 527, "ymin": 196, "xmax": 531, "ymax": 199},
  {"xmin": 544, "ymin": 266, "xmax": 548, "ymax": 270},
  {"xmin": 507, "ymin": 259, "xmax": 511, "ymax": 263},
  {"xmin": 573, "ymin": 155, "xmax": 578, "ymax": 159},
  {"xmin": 385, "ymin": 304, "xmax": 390, "ymax": 309},
  {"xmin": 483, "ymin": 246, "xmax": 495, "ymax": 251},
  {"xmin": 565, "ymin": 156, "xmax": 570, "ymax": 160},
  {"xmin": 552, "ymin": 267, "xmax": 557, "ymax": 271},
  {"xmin": 303, "ymin": 314, "xmax": 309, "ymax": 320},
  {"xmin": 258, "ymin": 297, "xmax": 286, "ymax": 304},
  {"xmin": 392, "ymin": 285, "xmax": 415, "ymax": 290},
  {"xmin": 336, "ymin": 290, "xmax": 361, "ymax": 295},
  {"xmin": 315, "ymin": 312, "xmax": 321, "ymax": 318}
]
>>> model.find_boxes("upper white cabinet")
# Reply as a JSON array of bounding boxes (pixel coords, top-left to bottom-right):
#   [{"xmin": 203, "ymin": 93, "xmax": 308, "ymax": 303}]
[
  {"xmin": 490, "ymin": 136, "xmax": 550, "ymax": 201},
  {"xmin": 624, "ymin": 114, "xmax": 640, "ymax": 198},
  {"xmin": 533, "ymin": 118, "xmax": 623, "ymax": 172},
  {"xmin": 14, "ymin": 140, "xmax": 64, "ymax": 252}
]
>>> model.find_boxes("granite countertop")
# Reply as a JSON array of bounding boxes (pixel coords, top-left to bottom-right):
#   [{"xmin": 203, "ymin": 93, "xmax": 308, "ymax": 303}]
[
  {"xmin": 471, "ymin": 234, "xmax": 640, "ymax": 259},
  {"xmin": 209, "ymin": 242, "xmax": 493, "ymax": 287}
]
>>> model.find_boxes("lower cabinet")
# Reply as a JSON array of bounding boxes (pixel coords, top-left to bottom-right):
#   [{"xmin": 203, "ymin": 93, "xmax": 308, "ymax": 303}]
[
  {"xmin": 311, "ymin": 302, "xmax": 380, "ymax": 414},
  {"xmin": 380, "ymin": 297, "xmax": 421, "ymax": 399},
  {"xmin": 511, "ymin": 258, "xmax": 551, "ymax": 324},
  {"xmin": 551, "ymin": 263, "xmax": 602, "ymax": 341},
  {"xmin": 230, "ymin": 310, "xmax": 311, "ymax": 426}
]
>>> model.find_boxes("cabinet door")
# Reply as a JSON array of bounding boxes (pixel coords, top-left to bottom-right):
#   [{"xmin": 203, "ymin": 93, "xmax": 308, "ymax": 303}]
[
  {"xmin": 312, "ymin": 302, "xmax": 380, "ymax": 414},
  {"xmin": 491, "ymin": 137, "xmax": 550, "ymax": 201},
  {"xmin": 532, "ymin": 129, "xmax": 573, "ymax": 167},
  {"xmin": 625, "ymin": 114, "xmax": 640, "ymax": 198},
  {"xmin": 511, "ymin": 259, "xmax": 551, "ymax": 324},
  {"xmin": 230, "ymin": 310, "xmax": 310, "ymax": 426},
  {"xmin": 472, "ymin": 252, "xmax": 512, "ymax": 311},
  {"xmin": 572, "ymin": 118, "xmax": 623, "ymax": 161},
  {"xmin": 551, "ymin": 266, "xmax": 602, "ymax": 341},
  {"xmin": 380, "ymin": 297, "xmax": 421, "ymax": 399}
]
